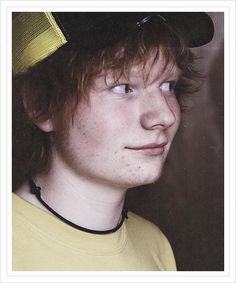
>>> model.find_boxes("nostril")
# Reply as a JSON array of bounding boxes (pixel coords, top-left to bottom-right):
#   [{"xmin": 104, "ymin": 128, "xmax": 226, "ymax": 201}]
[{"xmin": 151, "ymin": 123, "xmax": 164, "ymax": 129}]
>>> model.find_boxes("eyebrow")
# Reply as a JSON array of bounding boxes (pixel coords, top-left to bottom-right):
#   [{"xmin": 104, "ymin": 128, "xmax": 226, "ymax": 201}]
[
  {"xmin": 166, "ymin": 68, "xmax": 182, "ymax": 80},
  {"xmin": 142, "ymin": 66, "xmax": 183, "ymax": 87},
  {"xmin": 95, "ymin": 63, "xmax": 183, "ymax": 89}
]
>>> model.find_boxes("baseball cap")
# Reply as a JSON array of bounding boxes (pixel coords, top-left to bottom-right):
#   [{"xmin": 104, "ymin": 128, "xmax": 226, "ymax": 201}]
[{"xmin": 12, "ymin": 12, "xmax": 214, "ymax": 74}]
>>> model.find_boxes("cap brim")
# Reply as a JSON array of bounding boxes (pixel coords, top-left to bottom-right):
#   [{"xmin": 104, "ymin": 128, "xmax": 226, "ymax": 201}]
[{"xmin": 159, "ymin": 12, "xmax": 214, "ymax": 47}]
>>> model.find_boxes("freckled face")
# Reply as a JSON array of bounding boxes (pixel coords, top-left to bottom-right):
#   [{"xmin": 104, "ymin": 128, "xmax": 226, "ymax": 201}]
[{"xmin": 52, "ymin": 52, "xmax": 181, "ymax": 189}]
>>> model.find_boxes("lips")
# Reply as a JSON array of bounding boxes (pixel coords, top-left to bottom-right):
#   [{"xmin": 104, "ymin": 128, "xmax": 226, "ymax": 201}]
[{"xmin": 125, "ymin": 142, "xmax": 167, "ymax": 156}]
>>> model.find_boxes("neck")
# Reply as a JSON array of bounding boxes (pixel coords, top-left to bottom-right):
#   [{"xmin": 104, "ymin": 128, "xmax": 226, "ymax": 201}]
[{"xmin": 18, "ymin": 160, "xmax": 127, "ymax": 232}]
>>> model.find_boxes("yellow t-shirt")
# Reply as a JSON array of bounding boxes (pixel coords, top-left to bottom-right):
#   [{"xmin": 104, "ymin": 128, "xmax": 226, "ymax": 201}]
[{"xmin": 12, "ymin": 193, "xmax": 177, "ymax": 271}]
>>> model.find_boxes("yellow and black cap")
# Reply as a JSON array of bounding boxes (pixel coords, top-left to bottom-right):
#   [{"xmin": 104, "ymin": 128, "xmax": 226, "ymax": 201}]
[{"xmin": 12, "ymin": 12, "xmax": 214, "ymax": 75}]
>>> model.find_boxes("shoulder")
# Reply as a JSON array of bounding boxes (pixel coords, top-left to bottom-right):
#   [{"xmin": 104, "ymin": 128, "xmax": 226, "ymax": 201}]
[
  {"xmin": 126, "ymin": 211, "xmax": 177, "ymax": 271},
  {"xmin": 126, "ymin": 211, "xmax": 166, "ymax": 239}
]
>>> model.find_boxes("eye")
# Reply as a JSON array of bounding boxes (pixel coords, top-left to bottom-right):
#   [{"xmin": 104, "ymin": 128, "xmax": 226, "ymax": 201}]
[
  {"xmin": 160, "ymin": 81, "xmax": 175, "ymax": 94},
  {"xmin": 110, "ymin": 84, "xmax": 132, "ymax": 95}
]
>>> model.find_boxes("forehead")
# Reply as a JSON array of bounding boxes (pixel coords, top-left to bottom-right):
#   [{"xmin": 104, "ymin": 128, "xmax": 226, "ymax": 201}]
[
  {"xmin": 103, "ymin": 49, "xmax": 181, "ymax": 85},
  {"xmin": 131, "ymin": 51, "xmax": 180, "ymax": 80}
]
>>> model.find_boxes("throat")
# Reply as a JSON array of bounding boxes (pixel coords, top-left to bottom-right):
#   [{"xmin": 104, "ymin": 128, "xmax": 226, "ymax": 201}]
[{"xmin": 22, "ymin": 175, "xmax": 128, "ymax": 234}]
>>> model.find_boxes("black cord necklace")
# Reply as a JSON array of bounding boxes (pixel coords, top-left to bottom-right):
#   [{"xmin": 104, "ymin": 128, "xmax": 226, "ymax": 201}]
[{"xmin": 26, "ymin": 175, "xmax": 128, "ymax": 235}]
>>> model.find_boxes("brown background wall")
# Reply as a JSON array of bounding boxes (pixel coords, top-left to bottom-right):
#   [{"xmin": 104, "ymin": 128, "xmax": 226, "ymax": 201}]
[{"xmin": 126, "ymin": 12, "xmax": 224, "ymax": 271}]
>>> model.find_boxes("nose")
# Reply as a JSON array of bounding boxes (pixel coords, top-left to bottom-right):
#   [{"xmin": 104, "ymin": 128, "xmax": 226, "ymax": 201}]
[{"xmin": 140, "ymin": 91, "xmax": 177, "ymax": 130}]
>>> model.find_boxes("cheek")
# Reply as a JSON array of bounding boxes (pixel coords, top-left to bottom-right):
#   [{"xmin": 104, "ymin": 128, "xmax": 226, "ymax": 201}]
[
  {"xmin": 70, "ymin": 106, "xmax": 127, "ymax": 150},
  {"xmin": 166, "ymin": 98, "xmax": 181, "ymax": 141},
  {"xmin": 171, "ymin": 98, "xmax": 181, "ymax": 126}
]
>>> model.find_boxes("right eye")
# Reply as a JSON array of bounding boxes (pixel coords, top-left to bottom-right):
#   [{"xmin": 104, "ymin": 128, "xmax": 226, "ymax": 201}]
[
  {"xmin": 160, "ymin": 81, "xmax": 176, "ymax": 94},
  {"xmin": 110, "ymin": 84, "xmax": 133, "ymax": 95}
]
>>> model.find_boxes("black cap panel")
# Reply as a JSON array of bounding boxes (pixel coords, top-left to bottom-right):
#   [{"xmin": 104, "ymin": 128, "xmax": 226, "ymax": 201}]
[{"xmin": 52, "ymin": 12, "xmax": 214, "ymax": 49}]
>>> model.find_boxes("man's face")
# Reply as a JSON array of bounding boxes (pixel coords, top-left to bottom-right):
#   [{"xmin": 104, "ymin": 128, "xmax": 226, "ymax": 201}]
[{"xmin": 53, "ymin": 52, "xmax": 181, "ymax": 189}]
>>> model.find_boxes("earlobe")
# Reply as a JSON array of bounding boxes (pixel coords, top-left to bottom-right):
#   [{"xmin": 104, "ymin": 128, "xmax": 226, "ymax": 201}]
[{"xmin": 36, "ymin": 119, "xmax": 54, "ymax": 133}]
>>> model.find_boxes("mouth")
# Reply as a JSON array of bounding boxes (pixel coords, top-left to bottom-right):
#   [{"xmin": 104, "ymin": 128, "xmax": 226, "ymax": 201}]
[{"xmin": 125, "ymin": 142, "xmax": 167, "ymax": 156}]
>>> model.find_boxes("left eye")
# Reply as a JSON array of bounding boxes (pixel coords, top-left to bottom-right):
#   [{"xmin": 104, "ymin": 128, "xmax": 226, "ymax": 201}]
[
  {"xmin": 160, "ymin": 81, "xmax": 175, "ymax": 93},
  {"xmin": 110, "ymin": 84, "xmax": 132, "ymax": 95}
]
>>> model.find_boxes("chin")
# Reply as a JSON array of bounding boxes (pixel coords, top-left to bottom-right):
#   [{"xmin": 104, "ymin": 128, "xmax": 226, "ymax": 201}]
[
  {"xmin": 122, "ymin": 169, "xmax": 163, "ymax": 188},
  {"xmin": 140, "ymin": 172, "xmax": 163, "ymax": 186}
]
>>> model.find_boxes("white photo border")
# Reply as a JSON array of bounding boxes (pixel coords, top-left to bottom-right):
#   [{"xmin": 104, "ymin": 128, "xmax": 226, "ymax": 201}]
[{"xmin": 1, "ymin": 1, "xmax": 235, "ymax": 282}]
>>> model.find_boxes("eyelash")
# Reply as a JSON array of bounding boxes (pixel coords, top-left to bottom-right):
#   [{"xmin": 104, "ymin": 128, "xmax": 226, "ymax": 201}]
[{"xmin": 110, "ymin": 81, "xmax": 177, "ymax": 96}]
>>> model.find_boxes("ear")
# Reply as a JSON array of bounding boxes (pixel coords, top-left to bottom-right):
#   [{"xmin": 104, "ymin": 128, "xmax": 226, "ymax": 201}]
[{"xmin": 21, "ymin": 91, "xmax": 55, "ymax": 133}]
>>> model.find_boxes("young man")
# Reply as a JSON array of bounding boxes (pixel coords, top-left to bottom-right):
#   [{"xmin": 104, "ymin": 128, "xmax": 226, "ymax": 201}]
[{"xmin": 12, "ymin": 12, "xmax": 214, "ymax": 271}]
